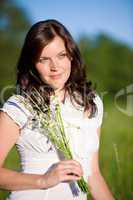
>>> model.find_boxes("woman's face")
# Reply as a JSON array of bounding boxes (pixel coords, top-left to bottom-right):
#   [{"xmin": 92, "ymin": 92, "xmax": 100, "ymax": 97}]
[{"xmin": 35, "ymin": 36, "xmax": 71, "ymax": 92}]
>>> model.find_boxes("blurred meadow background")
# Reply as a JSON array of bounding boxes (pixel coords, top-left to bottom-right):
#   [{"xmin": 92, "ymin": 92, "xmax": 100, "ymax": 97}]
[{"xmin": 0, "ymin": 0, "xmax": 133, "ymax": 199}]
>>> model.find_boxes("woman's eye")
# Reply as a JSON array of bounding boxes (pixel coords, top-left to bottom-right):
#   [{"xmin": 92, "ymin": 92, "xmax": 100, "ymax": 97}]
[
  {"xmin": 58, "ymin": 53, "xmax": 67, "ymax": 59},
  {"xmin": 39, "ymin": 58, "xmax": 49, "ymax": 64}
]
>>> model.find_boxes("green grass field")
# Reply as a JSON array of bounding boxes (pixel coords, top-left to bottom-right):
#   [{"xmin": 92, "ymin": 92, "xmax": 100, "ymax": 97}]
[
  {"xmin": 100, "ymin": 98, "xmax": 133, "ymax": 200},
  {"xmin": 0, "ymin": 98, "xmax": 132, "ymax": 200}
]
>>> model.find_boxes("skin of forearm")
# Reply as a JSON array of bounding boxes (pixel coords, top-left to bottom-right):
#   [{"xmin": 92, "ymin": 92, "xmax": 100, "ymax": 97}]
[
  {"xmin": 0, "ymin": 168, "xmax": 44, "ymax": 191},
  {"xmin": 88, "ymin": 172, "xmax": 115, "ymax": 200}
]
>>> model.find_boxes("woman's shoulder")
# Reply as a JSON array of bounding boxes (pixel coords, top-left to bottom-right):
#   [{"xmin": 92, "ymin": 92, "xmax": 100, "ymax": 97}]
[
  {"xmin": 6, "ymin": 94, "xmax": 26, "ymax": 103},
  {"xmin": 4, "ymin": 94, "xmax": 31, "ymax": 113},
  {"xmin": 4, "ymin": 94, "xmax": 23, "ymax": 105},
  {"xmin": 1, "ymin": 94, "xmax": 32, "ymax": 129}
]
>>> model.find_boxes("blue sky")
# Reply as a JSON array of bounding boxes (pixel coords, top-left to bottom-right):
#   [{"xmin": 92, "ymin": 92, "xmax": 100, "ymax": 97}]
[{"xmin": 16, "ymin": 0, "xmax": 133, "ymax": 47}]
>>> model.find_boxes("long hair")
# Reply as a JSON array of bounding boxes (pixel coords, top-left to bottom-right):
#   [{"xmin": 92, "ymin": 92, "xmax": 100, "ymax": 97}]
[{"xmin": 16, "ymin": 19, "xmax": 97, "ymax": 117}]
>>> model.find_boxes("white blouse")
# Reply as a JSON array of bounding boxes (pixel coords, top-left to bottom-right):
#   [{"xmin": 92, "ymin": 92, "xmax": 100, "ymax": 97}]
[{"xmin": 1, "ymin": 94, "xmax": 103, "ymax": 200}]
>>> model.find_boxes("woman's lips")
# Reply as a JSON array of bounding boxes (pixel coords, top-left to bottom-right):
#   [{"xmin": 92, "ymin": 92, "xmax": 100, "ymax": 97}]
[{"xmin": 50, "ymin": 74, "xmax": 62, "ymax": 80}]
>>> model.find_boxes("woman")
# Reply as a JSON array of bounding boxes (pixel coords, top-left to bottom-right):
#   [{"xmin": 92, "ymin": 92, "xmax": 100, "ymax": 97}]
[{"xmin": 0, "ymin": 19, "xmax": 114, "ymax": 199}]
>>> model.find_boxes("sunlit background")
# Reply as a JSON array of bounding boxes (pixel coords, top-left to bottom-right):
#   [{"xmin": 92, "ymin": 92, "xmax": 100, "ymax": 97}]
[
  {"xmin": 16, "ymin": 0, "xmax": 133, "ymax": 47},
  {"xmin": 0, "ymin": 0, "xmax": 133, "ymax": 199}
]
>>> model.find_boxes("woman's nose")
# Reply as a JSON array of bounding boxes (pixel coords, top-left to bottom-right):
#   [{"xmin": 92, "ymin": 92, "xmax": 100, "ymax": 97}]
[{"xmin": 50, "ymin": 58, "xmax": 58, "ymax": 71}]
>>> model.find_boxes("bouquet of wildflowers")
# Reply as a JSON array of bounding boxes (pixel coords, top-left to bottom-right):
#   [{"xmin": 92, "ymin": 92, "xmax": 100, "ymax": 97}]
[{"xmin": 18, "ymin": 88, "xmax": 90, "ymax": 196}]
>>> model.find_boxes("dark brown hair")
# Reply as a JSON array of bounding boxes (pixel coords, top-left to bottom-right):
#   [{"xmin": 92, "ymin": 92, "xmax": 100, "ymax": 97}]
[{"xmin": 16, "ymin": 19, "xmax": 97, "ymax": 117}]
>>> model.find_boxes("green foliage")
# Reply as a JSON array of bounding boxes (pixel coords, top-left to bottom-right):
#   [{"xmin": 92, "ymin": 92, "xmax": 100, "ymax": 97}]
[
  {"xmin": 100, "ymin": 96, "xmax": 133, "ymax": 200},
  {"xmin": 78, "ymin": 34, "xmax": 133, "ymax": 94},
  {"xmin": 0, "ymin": 0, "xmax": 31, "ymax": 102}
]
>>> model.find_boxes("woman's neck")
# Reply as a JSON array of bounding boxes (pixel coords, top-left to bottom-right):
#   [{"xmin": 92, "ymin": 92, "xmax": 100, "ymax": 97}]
[{"xmin": 54, "ymin": 88, "xmax": 67, "ymax": 103}]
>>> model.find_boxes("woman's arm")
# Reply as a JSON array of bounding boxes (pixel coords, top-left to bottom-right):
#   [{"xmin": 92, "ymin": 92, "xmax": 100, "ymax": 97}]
[
  {"xmin": 0, "ymin": 112, "xmax": 45, "ymax": 190},
  {"xmin": 0, "ymin": 112, "xmax": 83, "ymax": 191},
  {"xmin": 88, "ymin": 128, "xmax": 115, "ymax": 200}
]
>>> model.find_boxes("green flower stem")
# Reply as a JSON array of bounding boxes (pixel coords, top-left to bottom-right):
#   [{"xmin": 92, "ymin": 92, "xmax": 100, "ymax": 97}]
[
  {"xmin": 55, "ymin": 104, "xmax": 73, "ymax": 158},
  {"xmin": 55, "ymin": 102, "xmax": 90, "ymax": 195}
]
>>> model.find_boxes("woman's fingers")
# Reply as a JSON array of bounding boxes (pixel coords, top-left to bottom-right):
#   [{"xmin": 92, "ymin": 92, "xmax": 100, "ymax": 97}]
[
  {"xmin": 41, "ymin": 159, "xmax": 83, "ymax": 188},
  {"xmin": 60, "ymin": 166, "xmax": 83, "ymax": 177},
  {"xmin": 58, "ymin": 160, "xmax": 83, "ymax": 176},
  {"xmin": 63, "ymin": 174, "xmax": 81, "ymax": 181}
]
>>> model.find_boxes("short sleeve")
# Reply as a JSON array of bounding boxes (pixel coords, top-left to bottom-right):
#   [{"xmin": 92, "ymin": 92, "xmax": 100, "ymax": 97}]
[
  {"xmin": 94, "ymin": 95, "xmax": 104, "ymax": 128},
  {"xmin": 0, "ymin": 95, "xmax": 32, "ymax": 129}
]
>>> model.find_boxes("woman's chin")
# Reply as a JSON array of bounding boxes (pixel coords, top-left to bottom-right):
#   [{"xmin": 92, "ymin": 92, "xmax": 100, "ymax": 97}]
[
  {"xmin": 50, "ymin": 83, "xmax": 64, "ymax": 91},
  {"xmin": 52, "ymin": 85, "xmax": 65, "ymax": 94}
]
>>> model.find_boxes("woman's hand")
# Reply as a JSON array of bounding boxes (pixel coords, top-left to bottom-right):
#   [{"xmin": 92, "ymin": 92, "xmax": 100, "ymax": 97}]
[{"xmin": 40, "ymin": 159, "xmax": 83, "ymax": 189}]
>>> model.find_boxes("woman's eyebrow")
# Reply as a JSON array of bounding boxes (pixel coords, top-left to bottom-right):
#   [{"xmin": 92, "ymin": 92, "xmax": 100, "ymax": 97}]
[
  {"xmin": 57, "ymin": 50, "xmax": 66, "ymax": 55},
  {"xmin": 40, "ymin": 50, "xmax": 66, "ymax": 59}
]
